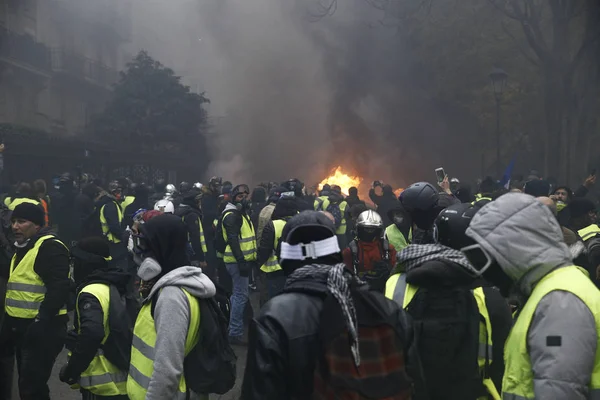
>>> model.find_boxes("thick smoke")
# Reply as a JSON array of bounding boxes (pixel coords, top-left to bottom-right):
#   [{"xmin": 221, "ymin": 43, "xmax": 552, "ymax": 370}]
[{"xmin": 128, "ymin": 0, "xmax": 450, "ymax": 187}]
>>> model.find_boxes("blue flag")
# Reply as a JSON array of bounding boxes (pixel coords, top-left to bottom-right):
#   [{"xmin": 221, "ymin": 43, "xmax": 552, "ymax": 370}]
[{"xmin": 500, "ymin": 157, "xmax": 516, "ymax": 189}]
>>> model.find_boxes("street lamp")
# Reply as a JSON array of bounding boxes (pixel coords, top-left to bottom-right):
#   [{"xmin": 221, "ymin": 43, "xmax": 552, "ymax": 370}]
[{"xmin": 489, "ymin": 67, "xmax": 508, "ymax": 177}]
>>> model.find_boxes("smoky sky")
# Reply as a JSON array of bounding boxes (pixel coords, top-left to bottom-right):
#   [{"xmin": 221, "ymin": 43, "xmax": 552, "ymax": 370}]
[{"xmin": 127, "ymin": 0, "xmax": 452, "ymax": 188}]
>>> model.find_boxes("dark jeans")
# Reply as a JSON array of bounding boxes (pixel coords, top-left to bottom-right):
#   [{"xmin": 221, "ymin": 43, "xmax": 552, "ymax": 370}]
[{"xmin": 0, "ymin": 316, "xmax": 66, "ymax": 400}]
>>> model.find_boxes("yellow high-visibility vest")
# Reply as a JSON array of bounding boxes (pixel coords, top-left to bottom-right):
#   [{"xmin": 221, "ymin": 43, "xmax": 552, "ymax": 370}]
[
  {"xmin": 502, "ymin": 266, "xmax": 600, "ymax": 400},
  {"xmin": 100, "ymin": 202, "xmax": 123, "ymax": 244},
  {"xmin": 260, "ymin": 219, "xmax": 285, "ymax": 273},
  {"xmin": 74, "ymin": 283, "xmax": 127, "ymax": 396},
  {"xmin": 321, "ymin": 199, "xmax": 348, "ymax": 235},
  {"xmin": 9, "ymin": 197, "xmax": 40, "ymax": 211},
  {"xmin": 222, "ymin": 211, "xmax": 257, "ymax": 264},
  {"xmin": 6, "ymin": 235, "xmax": 68, "ymax": 318},
  {"xmin": 127, "ymin": 288, "xmax": 201, "ymax": 400}
]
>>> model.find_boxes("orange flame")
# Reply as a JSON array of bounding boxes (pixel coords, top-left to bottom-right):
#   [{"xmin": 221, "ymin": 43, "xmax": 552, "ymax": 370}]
[
  {"xmin": 394, "ymin": 188, "xmax": 404, "ymax": 198},
  {"xmin": 319, "ymin": 166, "xmax": 362, "ymax": 195}
]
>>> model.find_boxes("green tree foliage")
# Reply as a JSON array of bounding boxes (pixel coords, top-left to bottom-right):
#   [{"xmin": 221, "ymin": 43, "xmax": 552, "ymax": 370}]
[{"xmin": 91, "ymin": 51, "xmax": 210, "ymax": 155}]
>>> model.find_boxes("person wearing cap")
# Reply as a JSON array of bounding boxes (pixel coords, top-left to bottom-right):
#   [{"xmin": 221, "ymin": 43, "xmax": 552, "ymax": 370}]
[
  {"xmin": 464, "ymin": 193, "xmax": 600, "ymax": 400},
  {"xmin": 59, "ymin": 237, "xmax": 131, "ymax": 399},
  {"xmin": 566, "ymin": 197, "xmax": 600, "ymax": 287},
  {"xmin": 0, "ymin": 202, "xmax": 70, "ymax": 399},
  {"xmin": 126, "ymin": 214, "xmax": 216, "ymax": 400},
  {"xmin": 221, "ymin": 184, "xmax": 257, "ymax": 345},
  {"xmin": 242, "ymin": 211, "xmax": 421, "ymax": 399}
]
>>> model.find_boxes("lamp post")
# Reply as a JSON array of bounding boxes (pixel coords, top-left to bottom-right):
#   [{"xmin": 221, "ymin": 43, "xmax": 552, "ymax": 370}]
[{"xmin": 489, "ymin": 67, "xmax": 508, "ymax": 177}]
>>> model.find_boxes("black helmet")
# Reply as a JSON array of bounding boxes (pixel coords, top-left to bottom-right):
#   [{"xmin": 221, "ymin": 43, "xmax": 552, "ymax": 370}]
[
  {"xmin": 434, "ymin": 203, "xmax": 479, "ymax": 251},
  {"xmin": 179, "ymin": 181, "xmax": 191, "ymax": 193},
  {"xmin": 400, "ymin": 182, "xmax": 439, "ymax": 211}
]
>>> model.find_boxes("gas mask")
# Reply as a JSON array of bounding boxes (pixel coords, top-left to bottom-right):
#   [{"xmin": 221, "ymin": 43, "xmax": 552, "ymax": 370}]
[
  {"xmin": 236, "ymin": 198, "xmax": 250, "ymax": 211},
  {"xmin": 357, "ymin": 226, "xmax": 382, "ymax": 243},
  {"xmin": 461, "ymin": 243, "xmax": 512, "ymax": 297}
]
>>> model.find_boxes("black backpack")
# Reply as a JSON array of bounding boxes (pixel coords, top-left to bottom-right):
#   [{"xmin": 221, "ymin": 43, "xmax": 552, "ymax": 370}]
[
  {"xmin": 406, "ymin": 286, "xmax": 485, "ymax": 400},
  {"xmin": 103, "ymin": 285, "xmax": 140, "ymax": 371},
  {"xmin": 151, "ymin": 284, "xmax": 236, "ymax": 395}
]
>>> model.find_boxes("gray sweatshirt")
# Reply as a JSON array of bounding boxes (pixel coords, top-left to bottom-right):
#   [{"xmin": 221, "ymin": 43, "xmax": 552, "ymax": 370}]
[{"xmin": 143, "ymin": 266, "xmax": 216, "ymax": 400}]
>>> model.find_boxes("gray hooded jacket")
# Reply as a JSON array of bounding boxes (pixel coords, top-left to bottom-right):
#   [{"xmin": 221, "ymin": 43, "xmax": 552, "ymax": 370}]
[
  {"xmin": 140, "ymin": 265, "xmax": 216, "ymax": 400},
  {"xmin": 467, "ymin": 193, "xmax": 598, "ymax": 400}
]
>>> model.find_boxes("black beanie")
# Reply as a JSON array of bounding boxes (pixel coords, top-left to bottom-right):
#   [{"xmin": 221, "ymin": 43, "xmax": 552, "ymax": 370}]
[
  {"xmin": 77, "ymin": 237, "xmax": 111, "ymax": 259},
  {"xmin": 12, "ymin": 203, "xmax": 45, "ymax": 227},
  {"xmin": 524, "ymin": 179, "xmax": 551, "ymax": 197}
]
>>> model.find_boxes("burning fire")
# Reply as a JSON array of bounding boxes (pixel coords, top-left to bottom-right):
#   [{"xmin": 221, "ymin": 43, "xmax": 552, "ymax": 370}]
[
  {"xmin": 394, "ymin": 188, "xmax": 404, "ymax": 197},
  {"xmin": 319, "ymin": 166, "xmax": 362, "ymax": 195}
]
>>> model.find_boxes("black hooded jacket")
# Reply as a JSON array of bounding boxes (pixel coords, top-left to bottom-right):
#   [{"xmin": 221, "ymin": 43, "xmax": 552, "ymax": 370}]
[
  {"xmin": 250, "ymin": 187, "xmax": 267, "ymax": 230},
  {"xmin": 175, "ymin": 202, "xmax": 205, "ymax": 263},
  {"xmin": 401, "ymin": 257, "xmax": 511, "ymax": 394},
  {"xmin": 370, "ymin": 187, "xmax": 400, "ymax": 228},
  {"xmin": 140, "ymin": 214, "xmax": 190, "ymax": 273},
  {"xmin": 65, "ymin": 268, "xmax": 130, "ymax": 377}
]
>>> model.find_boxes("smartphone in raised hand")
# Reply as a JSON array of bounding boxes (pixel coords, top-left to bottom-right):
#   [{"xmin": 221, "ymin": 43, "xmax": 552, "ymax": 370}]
[{"xmin": 435, "ymin": 167, "xmax": 446, "ymax": 185}]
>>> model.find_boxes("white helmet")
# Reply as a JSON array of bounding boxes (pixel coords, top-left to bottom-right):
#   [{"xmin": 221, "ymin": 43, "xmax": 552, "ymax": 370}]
[
  {"xmin": 356, "ymin": 210, "xmax": 383, "ymax": 228},
  {"xmin": 193, "ymin": 182, "xmax": 203, "ymax": 190},
  {"xmin": 154, "ymin": 199, "xmax": 174, "ymax": 214},
  {"xmin": 165, "ymin": 184, "xmax": 176, "ymax": 195}
]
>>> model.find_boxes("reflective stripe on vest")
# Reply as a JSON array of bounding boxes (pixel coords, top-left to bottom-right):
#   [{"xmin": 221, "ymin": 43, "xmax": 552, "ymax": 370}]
[
  {"xmin": 9, "ymin": 198, "xmax": 40, "ymax": 211},
  {"xmin": 260, "ymin": 219, "xmax": 285, "ymax": 273},
  {"xmin": 385, "ymin": 272, "xmax": 499, "ymax": 400},
  {"xmin": 502, "ymin": 266, "xmax": 600, "ymax": 400},
  {"xmin": 199, "ymin": 219, "xmax": 208, "ymax": 254},
  {"xmin": 75, "ymin": 284, "xmax": 127, "ymax": 396},
  {"xmin": 100, "ymin": 202, "xmax": 123, "ymax": 244},
  {"xmin": 4, "ymin": 197, "xmax": 11, "ymax": 207},
  {"xmin": 6, "ymin": 235, "xmax": 67, "ymax": 318},
  {"xmin": 127, "ymin": 288, "xmax": 200, "ymax": 400},
  {"xmin": 579, "ymin": 224, "xmax": 600, "ymax": 242},
  {"xmin": 322, "ymin": 199, "xmax": 348, "ymax": 235},
  {"xmin": 385, "ymin": 225, "xmax": 412, "ymax": 252},
  {"xmin": 213, "ymin": 218, "xmax": 223, "ymax": 259},
  {"xmin": 223, "ymin": 211, "xmax": 257, "ymax": 263}
]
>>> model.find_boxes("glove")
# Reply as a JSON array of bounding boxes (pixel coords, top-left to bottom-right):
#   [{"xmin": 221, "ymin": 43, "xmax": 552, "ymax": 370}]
[
  {"xmin": 59, "ymin": 363, "xmax": 79, "ymax": 386},
  {"xmin": 238, "ymin": 262, "xmax": 251, "ymax": 277}
]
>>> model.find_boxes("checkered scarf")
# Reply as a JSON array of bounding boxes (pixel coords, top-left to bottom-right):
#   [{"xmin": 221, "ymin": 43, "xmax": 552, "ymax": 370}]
[
  {"xmin": 394, "ymin": 243, "xmax": 479, "ymax": 276},
  {"xmin": 285, "ymin": 263, "xmax": 362, "ymax": 366}
]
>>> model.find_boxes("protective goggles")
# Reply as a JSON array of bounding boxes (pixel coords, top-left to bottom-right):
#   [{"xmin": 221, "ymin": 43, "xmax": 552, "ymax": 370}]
[{"xmin": 459, "ymin": 243, "xmax": 494, "ymax": 277}]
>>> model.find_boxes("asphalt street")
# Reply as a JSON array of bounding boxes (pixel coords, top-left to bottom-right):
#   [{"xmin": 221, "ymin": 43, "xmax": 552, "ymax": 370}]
[{"xmin": 10, "ymin": 292, "xmax": 259, "ymax": 400}]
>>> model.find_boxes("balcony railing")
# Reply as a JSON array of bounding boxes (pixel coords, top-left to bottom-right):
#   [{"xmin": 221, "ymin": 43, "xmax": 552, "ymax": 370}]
[
  {"xmin": 50, "ymin": 48, "xmax": 118, "ymax": 89},
  {"xmin": 0, "ymin": 30, "xmax": 51, "ymax": 72}
]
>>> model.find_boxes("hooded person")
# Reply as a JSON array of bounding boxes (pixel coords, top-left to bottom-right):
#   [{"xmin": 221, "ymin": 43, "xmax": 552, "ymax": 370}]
[
  {"xmin": 464, "ymin": 193, "xmax": 600, "ymax": 400},
  {"xmin": 59, "ymin": 237, "xmax": 131, "ymax": 399},
  {"xmin": 175, "ymin": 190, "xmax": 207, "ymax": 270},
  {"xmin": 126, "ymin": 214, "xmax": 216, "ymax": 400},
  {"xmin": 385, "ymin": 203, "xmax": 413, "ymax": 252},
  {"xmin": 369, "ymin": 183, "xmax": 400, "ymax": 228},
  {"xmin": 255, "ymin": 195, "xmax": 300, "ymax": 304},
  {"xmin": 256, "ymin": 186, "xmax": 283, "ymax": 243},
  {"xmin": 322, "ymin": 185, "xmax": 350, "ymax": 250},
  {"xmin": 250, "ymin": 186, "xmax": 267, "ymax": 231},
  {"xmin": 386, "ymin": 202, "xmax": 511, "ymax": 399},
  {"xmin": 242, "ymin": 211, "xmax": 423, "ymax": 399},
  {"xmin": 94, "ymin": 186, "xmax": 126, "ymax": 268}
]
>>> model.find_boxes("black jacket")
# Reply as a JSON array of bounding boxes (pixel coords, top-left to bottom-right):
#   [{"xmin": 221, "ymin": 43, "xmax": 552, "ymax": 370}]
[
  {"xmin": 95, "ymin": 195, "xmax": 123, "ymax": 240},
  {"xmin": 370, "ymin": 189, "xmax": 400, "ymax": 228},
  {"xmin": 54, "ymin": 187, "xmax": 79, "ymax": 245},
  {"xmin": 405, "ymin": 258, "xmax": 511, "ymax": 396},
  {"xmin": 200, "ymin": 189, "xmax": 220, "ymax": 242},
  {"xmin": 2, "ymin": 229, "xmax": 70, "ymax": 327},
  {"xmin": 223, "ymin": 205, "xmax": 251, "ymax": 264},
  {"xmin": 257, "ymin": 220, "xmax": 276, "ymax": 267},
  {"xmin": 175, "ymin": 205, "xmax": 205, "ymax": 262},
  {"xmin": 66, "ymin": 269, "xmax": 130, "ymax": 378},
  {"xmin": 241, "ymin": 276, "xmax": 423, "ymax": 399}
]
